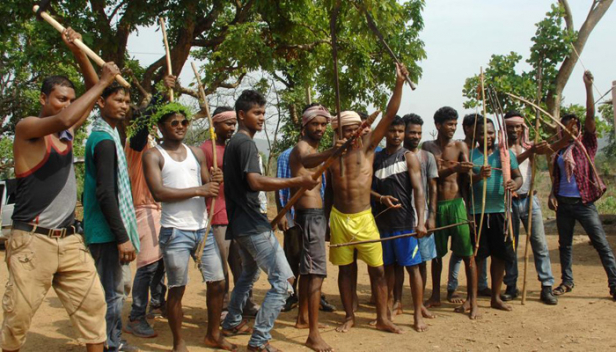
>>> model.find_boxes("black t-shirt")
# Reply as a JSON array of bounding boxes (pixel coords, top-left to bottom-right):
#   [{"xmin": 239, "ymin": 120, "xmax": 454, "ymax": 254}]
[
  {"xmin": 223, "ymin": 132, "xmax": 270, "ymax": 239},
  {"xmin": 372, "ymin": 147, "xmax": 415, "ymax": 233}
]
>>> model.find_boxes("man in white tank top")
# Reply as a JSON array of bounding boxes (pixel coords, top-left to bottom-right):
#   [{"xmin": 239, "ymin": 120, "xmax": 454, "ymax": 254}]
[{"xmin": 142, "ymin": 104, "xmax": 235, "ymax": 352}]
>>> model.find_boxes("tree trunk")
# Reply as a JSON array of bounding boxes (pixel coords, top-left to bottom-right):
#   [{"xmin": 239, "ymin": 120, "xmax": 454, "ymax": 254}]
[{"xmin": 547, "ymin": 0, "xmax": 613, "ymax": 120}]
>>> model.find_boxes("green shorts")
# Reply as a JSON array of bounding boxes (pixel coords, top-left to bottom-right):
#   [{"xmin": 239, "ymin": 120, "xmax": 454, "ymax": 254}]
[{"xmin": 435, "ymin": 198, "xmax": 473, "ymax": 258}]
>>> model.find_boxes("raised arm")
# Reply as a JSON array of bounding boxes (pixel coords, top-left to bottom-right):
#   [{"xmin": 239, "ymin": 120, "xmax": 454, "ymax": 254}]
[
  {"xmin": 367, "ymin": 63, "xmax": 407, "ymax": 150},
  {"xmin": 15, "ymin": 62, "xmax": 119, "ymax": 140},
  {"xmin": 584, "ymin": 70, "xmax": 596, "ymax": 134},
  {"xmin": 246, "ymin": 172, "xmax": 318, "ymax": 192},
  {"xmin": 142, "ymin": 148, "xmax": 218, "ymax": 202}
]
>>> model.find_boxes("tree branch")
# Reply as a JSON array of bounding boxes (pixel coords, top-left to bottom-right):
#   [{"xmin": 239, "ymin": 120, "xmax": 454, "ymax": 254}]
[{"xmin": 558, "ymin": 0, "xmax": 574, "ymax": 32}]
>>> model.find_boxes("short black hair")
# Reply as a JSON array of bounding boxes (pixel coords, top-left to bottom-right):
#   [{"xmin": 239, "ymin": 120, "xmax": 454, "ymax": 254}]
[
  {"xmin": 561, "ymin": 113, "xmax": 578, "ymax": 125},
  {"xmin": 391, "ymin": 115, "xmax": 405, "ymax": 127},
  {"xmin": 235, "ymin": 90, "xmax": 266, "ymax": 115},
  {"xmin": 462, "ymin": 113, "xmax": 482, "ymax": 127},
  {"xmin": 504, "ymin": 110, "xmax": 523, "ymax": 119},
  {"xmin": 357, "ymin": 111, "xmax": 369, "ymax": 121},
  {"xmin": 41, "ymin": 75, "xmax": 75, "ymax": 96},
  {"xmin": 403, "ymin": 113, "xmax": 423, "ymax": 127},
  {"xmin": 434, "ymin": 106, "xmax": 458, "ymax": 125},
  {"xmin": 101, "ymin": 82, "xmax": 130, "ymax": 100},
  {"xmin": 212, "ymin": 106, "xmax": 234, "ymax": 116},
  {"xmin": 302, "ymin": 102, "xmax": 322, "ymax": 114}
]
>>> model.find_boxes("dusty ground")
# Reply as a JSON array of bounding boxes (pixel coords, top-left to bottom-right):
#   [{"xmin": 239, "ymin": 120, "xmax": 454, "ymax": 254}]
[{"xmin": 2, "ymin": 216, "xmax": 616, "ymax": 352}]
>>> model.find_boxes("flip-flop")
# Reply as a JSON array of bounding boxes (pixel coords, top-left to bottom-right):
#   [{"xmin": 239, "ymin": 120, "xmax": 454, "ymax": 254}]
[
  {"xmin": 222, "ymin": 320, "xmax": 253, "ymax": 337},
  {"xmin": 552, "ymin": 283, "xmax": 573, "ymax": 296}
]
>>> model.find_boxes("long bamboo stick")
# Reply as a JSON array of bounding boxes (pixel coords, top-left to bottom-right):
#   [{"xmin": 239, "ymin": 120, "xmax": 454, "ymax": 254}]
[
  {"xmin": 190, "ymin": 62, "xmax": 217, "ymax": 267},
  {"xmin": 521, "ymin": 65, "xmax": 543, "ymax": 305},
  {"xmin": 474, "ymin": 68, "xmax": 489, "ymax": 257},
  {"xmin": 159, "ymin": 18, "xmax": 174, "ymax": 102},
  {"xmin": 33, "ymin": 5, "xmax": 130, "ymax": 88}
]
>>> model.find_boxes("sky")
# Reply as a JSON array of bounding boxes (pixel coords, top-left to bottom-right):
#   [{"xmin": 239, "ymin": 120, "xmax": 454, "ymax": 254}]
[{"xmin": 127, "ymin": 0, "xmax": 616, "ymax": 145}]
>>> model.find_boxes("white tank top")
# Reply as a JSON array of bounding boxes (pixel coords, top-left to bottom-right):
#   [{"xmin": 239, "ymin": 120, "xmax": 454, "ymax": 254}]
[{"xmin": 156, "ymin": 144, "xmax": 207, "ymax": 230}]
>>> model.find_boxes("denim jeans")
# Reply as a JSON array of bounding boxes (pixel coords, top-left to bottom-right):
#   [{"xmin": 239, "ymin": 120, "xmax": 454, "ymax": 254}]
[
  {"xmin": 556, "ymin": 197, "xmax": 616, "ymax": 290},
  {"xmin": 448, "ymin": 253, "xmax": 488, "ymax": 291},
  {"xmin": 222, "ymin": 231, "xmax": 294, "ymax": 348},
  {"xmin": 506, "ymin": 196, "xmax": 554, "ymax": 288},
  {"xmin": 89, "ymin": 242, "xmax": 124, "ymax": 351},
  {"xmin": 129, "ymin": 258, "xmax": 166, "ymax": 321}
]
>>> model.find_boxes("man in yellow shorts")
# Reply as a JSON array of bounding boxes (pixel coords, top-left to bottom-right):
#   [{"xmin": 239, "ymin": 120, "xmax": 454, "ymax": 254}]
[{"xmin": 325, "ymin": 63, "xmax": 407, "ymax": 334}]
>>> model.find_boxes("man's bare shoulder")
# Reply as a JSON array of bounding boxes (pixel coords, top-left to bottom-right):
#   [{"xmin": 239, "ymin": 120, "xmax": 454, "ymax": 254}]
[
  {"xmin": 422, "ymin": 140, "xmax": 439, "ymax": 153},
  {"xmin": 14, "ymin": 116, "xmax": 43, "ymax": 140}
]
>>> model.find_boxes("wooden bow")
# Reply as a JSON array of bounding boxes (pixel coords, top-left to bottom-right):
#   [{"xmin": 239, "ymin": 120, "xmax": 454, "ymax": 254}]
[
  {"xmin": 190, "ymin": 62, "xmax": 217, "ymax": 267},
  {"xmin": 160, "ymin": 18, "xmax": 174, "ymax": 102},
  {"xmin": 330, "ymin": 0, "xmax": 344, "ymax": 175},
  {"xmin": 33, "ymin": 5, "xmax": 130, "ymax": 88},
  {"xmin": 270, "ymin": 110, "xmax": 380, "ymax": 229}
]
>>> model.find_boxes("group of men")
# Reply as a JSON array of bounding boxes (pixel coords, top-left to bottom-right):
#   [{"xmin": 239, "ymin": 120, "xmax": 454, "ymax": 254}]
[{"xmin": 2, "ymin": 26, "xmax": 616, "ymax": 352}]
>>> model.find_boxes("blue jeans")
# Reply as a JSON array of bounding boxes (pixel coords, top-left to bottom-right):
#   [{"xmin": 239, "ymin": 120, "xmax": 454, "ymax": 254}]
[
  {"xmin": 448, "ymin": 253, "xmax": 488, "ymax": 292},
  {"xmin": 556, "ymin": 197, "xmax": 616, "ymax": 290},
  {"xmin": 507, "ymin": 196, "xmax": 554, "ymax": 288},
  {"xmin": 222, "ymin": 231, "xmax": 294, "ymax": 348},
  {"xmin": 129, "ymin": 259, "xmax": 166, "ymax": 321},
  {"xmin": 89, "ymin": 242, "xmax": 124, "ymax": 351},
  {"xmin": 159, "ymin": 227, "xmax": 225, "ymax": 287}
]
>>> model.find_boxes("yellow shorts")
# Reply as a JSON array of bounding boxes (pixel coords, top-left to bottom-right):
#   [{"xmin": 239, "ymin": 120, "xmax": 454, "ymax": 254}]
[{"xmin": 329, "ymin": 207, "xmax": 383, "ymax": 267}]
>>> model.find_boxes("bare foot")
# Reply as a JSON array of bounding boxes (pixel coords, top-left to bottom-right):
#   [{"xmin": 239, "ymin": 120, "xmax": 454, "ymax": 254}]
[
  {"xmin": 336, "ymin": 318, "xmax": 355, "ymax": 333},
  {"xmin": 203, "ymin": 335, "xmax": 237, "ymax": 352},
  {"xmin": 305, "ymin": 335, "xmax": 334, "ymax": 352},
  {"xmin": 491, "ymin": 299, "xmax": 513, "ymax": 311},
  {"xmin": 375, "ymin": 319, "xmax": 403, "ymax": 334},
  {"xmin": 392, "ymin": 301, "xmax": 403, "ymax": 316},
  {"xmin": 421, "ymin": 305, "xmax": 435, "ymax": 319},
  {"xmin": 424, "ymin": 294, "xmax": 441, "ymax": 308},
  {"xmin": 469, "ymin": 303, "xmax": 481, "ymax": 320},
  {"xmin": 172, "ymin": 339, "xmax": 189, "ymax": 352},
  {"xmin": 413, "ymin": 314, "xmax": 428, "ymax": 332},
  {"xmin": 447, "ymin": 290, "xmax": 464, "ymax": 304},
  {"xmin": 454, "ymin": 299, "xmax": 470, "ymax": 313},
  {"xmin": 295, "ymin": 321, "xmax": 328, "ymax": 329}
]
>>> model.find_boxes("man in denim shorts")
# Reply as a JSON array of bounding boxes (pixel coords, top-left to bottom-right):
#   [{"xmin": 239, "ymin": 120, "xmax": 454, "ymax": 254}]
[{"xmin": 143, "ymin": 104, "xmax": 233, "ymax": 351}]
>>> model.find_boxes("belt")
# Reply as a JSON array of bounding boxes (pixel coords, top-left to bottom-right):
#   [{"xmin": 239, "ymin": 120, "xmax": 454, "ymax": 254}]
[{"xmin": 12, "ymin": 221, "xmax": 77, "ymax": 238}]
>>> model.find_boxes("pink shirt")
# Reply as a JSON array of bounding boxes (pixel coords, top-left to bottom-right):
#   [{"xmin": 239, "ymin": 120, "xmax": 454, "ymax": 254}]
[{"xmin": 200, "ymin": 140, "xmax": 228, "ymax": 225}]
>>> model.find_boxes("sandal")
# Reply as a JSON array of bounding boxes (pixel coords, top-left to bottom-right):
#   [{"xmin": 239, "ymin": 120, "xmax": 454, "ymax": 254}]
[
  {"xmin": 222, "ymin": 320, "xmax": 253, "ymax": 337},
  {"xmin": 247, "ymin": 342, "xmax": 281, "ymax": 352},
  {"xmin": 552, "ymin": 283, "xmax": 573, "ymax": 296}
]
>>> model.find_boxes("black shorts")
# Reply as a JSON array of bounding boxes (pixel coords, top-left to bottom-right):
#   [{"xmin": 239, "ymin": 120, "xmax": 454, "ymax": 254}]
[
  {"xmin": 474, "ymin": 213, "xmax": 515, "ymax": 262},
  {"xmin": 295, "ymin": 208, "xmax": 327, "ymax": 277}
]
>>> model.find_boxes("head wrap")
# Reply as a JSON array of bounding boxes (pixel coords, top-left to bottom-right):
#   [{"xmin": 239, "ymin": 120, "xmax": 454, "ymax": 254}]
[
  {"xmin": 504, "ymin": 116, "xmax": 532, "ymax": 150},
  {"xmin": 212, "ymin": 110, "xmax": 237, "ymax": 124},
  {"xmin": 302, "ymin": 105, "xmax": 331, "ymax": 126},
  {"xmin": 331, "ymin": 111, "xmax": 361, "ymax": 130}
]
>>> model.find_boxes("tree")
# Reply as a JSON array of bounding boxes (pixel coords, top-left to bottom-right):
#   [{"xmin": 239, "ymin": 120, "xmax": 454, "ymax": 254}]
[
  {"xmin": 462, "ymin": 0, "xmax": 612, "ymax": 130},
  {"xmin": 1, "ymin": 1, "xmax": 426, "ymax": 175}
]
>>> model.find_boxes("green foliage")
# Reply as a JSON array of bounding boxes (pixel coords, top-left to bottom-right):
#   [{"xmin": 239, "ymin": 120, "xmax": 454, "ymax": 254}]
[
  {"xmin": 462, "ymin": 3, "xmax": 575, "ymax": 134},
  {"xmin": 600, "ymin": 103, "xmax": 616, "ymax": 157}
]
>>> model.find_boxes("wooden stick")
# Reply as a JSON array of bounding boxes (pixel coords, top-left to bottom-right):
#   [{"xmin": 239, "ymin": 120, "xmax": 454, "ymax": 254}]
[
  {"xmin": 159, "ymin": 18, "xmax": 174, "ymax": 101},
  {"xmin": 330, "ymin": 0, "xmax": 344, "ymax": 176},
  {"xmin": 270, "ymin": 111, "xmax": 380, "ymax": 229},
  {"xmin": 330, "ymin": 221, "xmax": 472, "ymax": 248},
  {"xmin": 474, "ymin": 68, "xmax": 489, "ymax": 257},
  {"xmin": 190, "ymin": 62, "xmax": 217, "ymax": 267},
  {"xmin": 522, "ymin": 64, "xmax": 543, "ymax": 305},
  {"xmin": 364, "ymin": 11, "xmax": 416, "ymax": 90},
  {"xmin": 33, "ymin": 5, "xmax": 130, "ymax": 88}
]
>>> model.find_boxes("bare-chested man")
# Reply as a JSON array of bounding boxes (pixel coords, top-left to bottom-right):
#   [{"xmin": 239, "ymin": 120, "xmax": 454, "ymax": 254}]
[
  {"xmin": 289, "ymin": 103, "xmax": 340, "ymax": 352},
  {"xmin": 325, "ymin": 63, "xmax": 407, "ymax": 333},
  {"xmin": 422, "ymin": 107, "xmax": 478, "ymax": 319}
]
